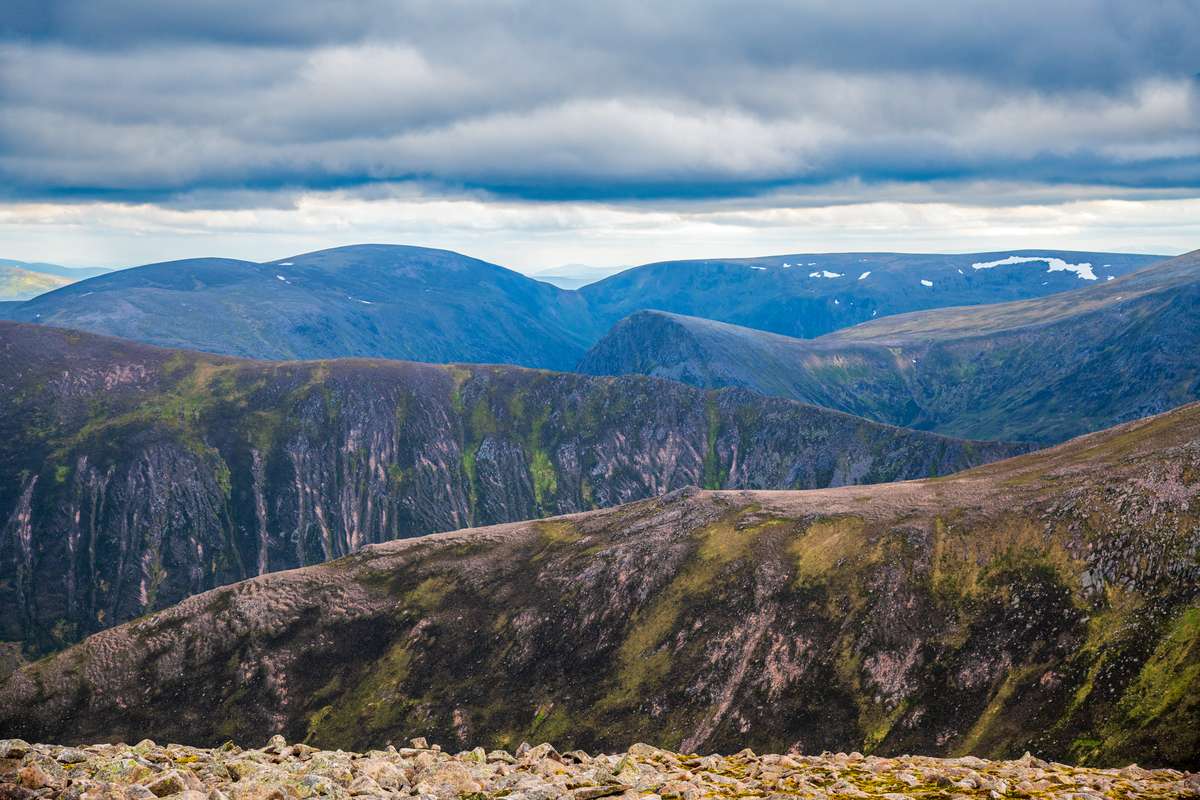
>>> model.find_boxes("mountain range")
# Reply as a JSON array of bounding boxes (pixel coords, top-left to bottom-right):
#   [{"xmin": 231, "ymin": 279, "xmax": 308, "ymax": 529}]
[
  {"xmin": 581, "ymin": 249, "xmax": 1200, "ymax": 443},
  {"xmin": 0, "ymin": 259, "xmax": 110, "ymax": 301},
  {"xmin": 3, "ymin": 399, "xmax": 1196, "ymax": 766},
  {"xmin": 0, "ymin": 246, "xmax": 1164, "ymax": 369},
  {"xmin": 1, "ymin": 240, "xmax": 1198, "ymax": 770},
  {"xmin": 0, "ymin": 321, "xmax": 1020, "ymax": 657}
]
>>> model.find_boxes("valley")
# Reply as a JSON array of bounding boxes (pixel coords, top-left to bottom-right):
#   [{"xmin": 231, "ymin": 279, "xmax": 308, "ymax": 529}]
[{"xmin": 0, "ymin": 321, "xmax": 1019, "ymax": 657}]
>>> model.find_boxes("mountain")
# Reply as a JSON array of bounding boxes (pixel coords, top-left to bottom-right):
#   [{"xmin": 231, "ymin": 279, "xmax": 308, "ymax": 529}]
[
  {"xmin": 0, "ymin": 261, "xmax": 110, "ymax": 302},
  {"xmin": 580, "ymin": 249, "xmax": 1200, "ymax": 444},
  {"xmin": 577, "ymin": 250, "xmax": 1166, "ymax": 339},
  {"xmin": 1, "ymin": 246, "xmax": 1165, "ymax": 367},
  {"xmin": 3, "ymin": 401, "xmax": 1197, "ymax": 767},
  {"xmin": 0, "ymin": 259, "xmax": 110, "ymax": 280},
  {"xmin": 4, "ymin": 245, "xmax": 597, "ymax": 370},
  {"xmin": 0, "ymin": 321, "xmax": 1020, "ymax": 657},
  {"xmin": 0, "ymin": 260, "xmax": 110, "ymax": 301}
]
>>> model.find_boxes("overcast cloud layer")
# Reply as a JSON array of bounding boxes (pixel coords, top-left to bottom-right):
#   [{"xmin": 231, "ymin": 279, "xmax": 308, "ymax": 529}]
[{"xmin": 1, "ymin": 0, "xmax": 1198, "ymax": 267}]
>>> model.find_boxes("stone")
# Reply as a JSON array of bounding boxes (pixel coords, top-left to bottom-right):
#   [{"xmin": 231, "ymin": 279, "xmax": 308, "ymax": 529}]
[
  {"xmin": 571, "ymin": 784, "xmax": 630, "ymax": 799},
  {"xmin": 17, "ymin": 765, "xmax": 56, "ymax": 790},
  {"xmin": 346, "ymin": 775, "xmax": 382, "ymax": 796},
  {"xmin": 409, "ymin": 738, "xmax": 428, "ymax": 750},
  {"xmin": 1, "ymin": 739, "xmax": 1194, "ymax": 800},
  {"xmin": 0, "ymin": 740, "xmax": 32, "ymax": 760},
  {"xmin": 261, "ymin": 737, "xmax": 286, "ymax": 755},
  {"xmin": 57, "ymin": 748, "xmax": 90, "ymax": 764},
  {"xmin": 144, "ymin": 772, "xmax": 187, "ymax": 797},
  {"xmin": 0, "ymin": 786, "xmax": 37, "ymax": 800}
]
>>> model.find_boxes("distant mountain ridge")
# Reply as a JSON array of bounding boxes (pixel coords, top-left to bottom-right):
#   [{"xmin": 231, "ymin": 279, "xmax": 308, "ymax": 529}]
[
  {"xmin": 1, "ymin": 244, "xmax": 1166, "ymax": 367},
  {"xmin": 0, "ymin": 259, "xmax": 111, "ymax": 301},
  {"xmin": 578, "ymin": 249, "xmax": 1165, "ymax": 340},
  {"xmin": 579, "ymin": 249, "xmax": 1200, "ymax": 443},
  {"xmin": 6, "ymin": 245, "xmax": 596, "ymax": 370}
]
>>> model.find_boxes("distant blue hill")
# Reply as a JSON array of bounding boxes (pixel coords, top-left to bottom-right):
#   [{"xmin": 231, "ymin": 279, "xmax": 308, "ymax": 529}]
[{"xmin": 2, "ymin": 244, "xmax": 1168, "ymax": 369}]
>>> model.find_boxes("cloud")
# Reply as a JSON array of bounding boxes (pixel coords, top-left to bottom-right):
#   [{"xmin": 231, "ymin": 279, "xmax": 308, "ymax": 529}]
[
  {"xmin": 1, "ymin": 186, "xmax": 1197, "ymax": 272},
  {"xmin": 0, "ymin": 1, "xmax": 1197, "ymax": 204}
]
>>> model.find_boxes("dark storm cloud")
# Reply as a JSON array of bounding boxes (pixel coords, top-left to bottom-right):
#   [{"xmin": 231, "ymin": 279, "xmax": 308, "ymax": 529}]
[{"xmin": 0, "ymin": 0, "xmax": 1197, "ymax": 204}]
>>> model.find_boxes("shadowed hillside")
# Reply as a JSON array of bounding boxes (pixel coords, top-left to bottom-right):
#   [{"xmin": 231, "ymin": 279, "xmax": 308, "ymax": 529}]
[
  {"xmin": 578, "ymin": 249, "xmax": 1164, "ymax": 339},
  {"xmin": 580, "ymin": 249, "xmax": 1200, "ymax": 443},
  {"xmin": 4, "ymin": 245, "xmax": 597, "ymax": 370}
]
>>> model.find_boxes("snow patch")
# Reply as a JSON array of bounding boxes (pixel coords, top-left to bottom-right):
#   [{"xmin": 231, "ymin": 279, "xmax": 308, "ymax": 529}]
[
  {"xmin": 749, "ymin": 266, "xmax": 767, "ymax": 271},
  {"xmin": 957, "ymin": 268, "xmax": 964, "ymax": 275},
  {"xmin": 920, "ymin": 279, "xmax": 933, "ymax": 287},
  {"xmin": 1106, "ymin": 276, "xmax": 1115, "ymax": 281},
  {"xmin": 809, "ymin": 270, "xmax": 844, "ymax": 278},
  {"xmin": 970, "ymin": 255, "xmax": 1097, "ymax": 281},
  {"xmin": 275, "ymin": 275, "xmax": 289, "ymax": 283},
  {"xmin": 858, "ymin": 271, "xmax": 871, "ymax": 280},
  {"xmin": 833, "ymin": 299, "xmax": 840, "ymax": 305},
  {"xmin": 278, "ymin": 261, "xmax": 294, "ymax": 266}
]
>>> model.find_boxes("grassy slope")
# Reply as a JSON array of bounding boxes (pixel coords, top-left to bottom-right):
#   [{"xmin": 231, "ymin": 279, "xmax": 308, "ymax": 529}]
[{"xmin": 0, "ymin": 266, "xmax": 73, "ymax": 300}]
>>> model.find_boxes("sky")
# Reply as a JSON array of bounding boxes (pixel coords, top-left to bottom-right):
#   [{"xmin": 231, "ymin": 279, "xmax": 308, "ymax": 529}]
[{"xmin": 0, "ymin": 0, "xmax": 1198, "ymax": 273}]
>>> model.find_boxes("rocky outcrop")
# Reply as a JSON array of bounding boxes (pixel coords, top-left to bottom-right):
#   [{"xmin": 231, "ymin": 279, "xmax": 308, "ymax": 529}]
[
  {"xmin": 2, "ymin": 402, "xmax": 1197, "ymax": 767},
  {"xmin": 0, "ymin": 322, "xmax": 1023, "ymax": 656},
  {"xmin": 2, "ymin": 737, "xmax": 1196, "ymax": 800}
]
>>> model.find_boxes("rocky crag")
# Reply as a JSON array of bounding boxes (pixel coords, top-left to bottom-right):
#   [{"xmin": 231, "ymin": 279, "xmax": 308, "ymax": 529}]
[
  {"xmin": 2, "ymin": 737, "xmax": 1196, "ymax": 800},
  {"xmin": 0, "ymin": 322, "xmax": 1021, "ymax": 657},
  {"xmin": 2, "ymin": 403, "xmax": 1197, "ymax": 767}
]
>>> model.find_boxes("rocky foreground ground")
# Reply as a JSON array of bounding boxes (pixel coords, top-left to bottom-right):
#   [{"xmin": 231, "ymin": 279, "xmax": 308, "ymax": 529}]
[{"xmin": 1, "ymin": 738, "xmax": 1197, "ymax": 800}]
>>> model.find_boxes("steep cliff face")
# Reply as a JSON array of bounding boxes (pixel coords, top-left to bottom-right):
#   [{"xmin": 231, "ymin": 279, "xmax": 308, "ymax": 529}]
[
  {"xmin": 3, "ymin": 403, "xmax": 1198, "ymax": 767},
  {"xmin": 0, "ymin": 322, "xmax": 1022, "ymax": 657}
]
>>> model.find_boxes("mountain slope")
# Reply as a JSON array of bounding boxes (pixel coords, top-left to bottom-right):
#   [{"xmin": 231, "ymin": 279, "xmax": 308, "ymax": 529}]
[
  {"xmin": 0, "ymin": 260, "xmax": 110, "ymax": 301},
  {"xmin": 5, "ymin": 245, "xmax": 597, "ymax": 370},
  {"xmin": 578, "ymin": 250, "xmax": 1165, "ymax": 339},
  {"xmin": 0, "ymin": 259, "xmax": 110, "ymax": 280},
  {"xmin": 580, "ymin": 249, "xmax": 1200, "ymax": 443},
  {"xmin": 3, "ymin": 402, "xmax": 1198, "ymax": 767},
  {"xmin": 579, "ymin": 310, "xmax": 920, "ymax": 424},
  {"xmin": 0, "ymin": 321, "xmax": 1020, "ymax": 656}
]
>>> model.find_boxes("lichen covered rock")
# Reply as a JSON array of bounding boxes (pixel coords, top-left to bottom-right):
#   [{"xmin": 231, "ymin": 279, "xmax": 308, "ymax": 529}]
[{"xmin": 1, "ymin": 738, "xmax": 1196, "ymax": 800}]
